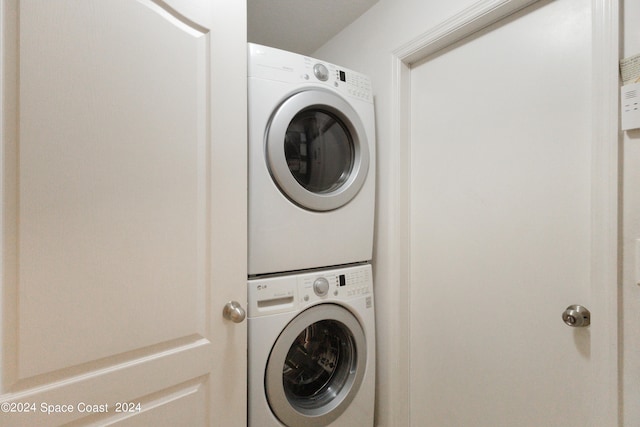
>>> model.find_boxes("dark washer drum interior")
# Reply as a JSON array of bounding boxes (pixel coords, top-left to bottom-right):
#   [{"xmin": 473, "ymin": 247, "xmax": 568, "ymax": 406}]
[
  {"xmin": 265, "ymin": 304, "xmax": 367, "ymax": 427},
  {"xmin": 266, "ymin": 90, "xmax": 370, "ymax": 212},
  {"xmin": 283, "ymin": 319, "xmax": 355, "ymax": 410}
]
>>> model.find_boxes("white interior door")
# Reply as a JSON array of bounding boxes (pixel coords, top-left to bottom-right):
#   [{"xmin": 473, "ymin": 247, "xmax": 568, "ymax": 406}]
[
  {"xmin": 407, "ymin": 0, "xmax": 617, "ymax": 425},
  {"xmin": 0, "ymin": 0, "xmax": 247, "ymax": 426}
]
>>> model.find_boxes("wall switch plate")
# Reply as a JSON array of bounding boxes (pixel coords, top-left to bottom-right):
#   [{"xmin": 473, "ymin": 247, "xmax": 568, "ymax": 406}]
[{"xmin": 622, "ymin": 83, "xmax": 640, "ymax": 131}]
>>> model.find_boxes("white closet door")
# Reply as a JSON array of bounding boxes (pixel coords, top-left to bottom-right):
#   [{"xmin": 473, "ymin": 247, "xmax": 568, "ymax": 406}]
[
  {"xmin": 409, "ymin": 0, "xmax": 616, "ymax": 425},
  {"xmin": 0, "ymin": 0, "xmax": 246, "ymax": 425}
]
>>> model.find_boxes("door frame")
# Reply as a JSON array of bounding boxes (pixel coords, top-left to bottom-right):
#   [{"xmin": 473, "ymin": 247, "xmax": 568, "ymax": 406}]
[{"xmin": 387, "ymin": 0, "xmax": 620, "ymax": 424}]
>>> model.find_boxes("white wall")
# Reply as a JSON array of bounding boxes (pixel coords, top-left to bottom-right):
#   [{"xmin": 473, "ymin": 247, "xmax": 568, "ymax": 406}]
[{"xmin": 315, "ymin": 0, "xmax": 638, "ymax": 425}]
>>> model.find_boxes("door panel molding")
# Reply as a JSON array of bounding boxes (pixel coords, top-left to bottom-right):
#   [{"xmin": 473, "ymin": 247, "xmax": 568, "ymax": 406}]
[
  {"xmin": 1, "ymin": 340, "xmax": 211, "ymax": 427},
  {"xmin": 388, "ymin": 0, "xmax": 619, "ymax": 424},
  {"xmin": 8, "ymin": 335, "xmax": 207, "ymax": 392},
  {"xmin": 142, "ymin": 0, "xmax": 209, "ymax": 35},
  {"xmin": 14, "ymin": 0, "xmax": 210, "ymax": 379}
]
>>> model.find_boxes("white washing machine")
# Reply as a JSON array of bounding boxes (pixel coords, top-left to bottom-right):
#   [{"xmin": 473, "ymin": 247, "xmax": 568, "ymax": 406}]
[
  {"xmin": 248, "ymin": 43, "xmax": 376, "ymax": 276},
  {"xmin": 248, "ymin": 263, "xmax": 375, "ymax": 427}
]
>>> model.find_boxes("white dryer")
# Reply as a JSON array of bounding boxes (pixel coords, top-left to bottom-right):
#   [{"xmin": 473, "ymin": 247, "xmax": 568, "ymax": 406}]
[
  {"xmin": 248, "ymin": 43, "xmax": 376, "ymax": 276},
  {"xmin": 248, "ymin": 264, "xmax": 375, "ymax": 427}
]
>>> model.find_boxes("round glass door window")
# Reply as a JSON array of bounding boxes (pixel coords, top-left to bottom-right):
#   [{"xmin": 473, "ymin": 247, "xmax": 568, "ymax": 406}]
[
  {"xmin": 284, "ymin": 110, "xmax": 354, "ymax": 194},
  {"xmin": 265, "ymin": 304, "xmax": 367, "ymax": 427},
  {"xmin": 283, "ymin": 319, "xmax": 354, "ymax": 410},
  {"xmin": 266, "ymin": 90, "xmax": 370, "ymax": 212}
]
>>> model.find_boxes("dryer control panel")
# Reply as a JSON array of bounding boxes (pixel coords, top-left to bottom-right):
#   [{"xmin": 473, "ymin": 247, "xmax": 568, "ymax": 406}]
[
  {"xmin": 247, "ymin": 264, "xmax": 373, "ymax": 318},
  {"xmin": 248, "ymin": 43, "xmax": 373, "ymax": 103}
]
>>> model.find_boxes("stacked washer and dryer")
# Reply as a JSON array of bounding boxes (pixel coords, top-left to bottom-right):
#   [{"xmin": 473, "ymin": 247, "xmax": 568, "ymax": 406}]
[{"xmin": 246, "ymin": 44, "xmax": 376, "ymax": 427}]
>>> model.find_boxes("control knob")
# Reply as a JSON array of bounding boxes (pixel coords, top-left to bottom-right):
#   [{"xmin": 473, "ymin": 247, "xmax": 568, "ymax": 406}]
[
  {"xmin": 313, "ymin": 63, "xmax": 329, "ymax": 81},
  {"xmin": 313, "ymin": 277, "xmax": 330, "ymax": 296}
]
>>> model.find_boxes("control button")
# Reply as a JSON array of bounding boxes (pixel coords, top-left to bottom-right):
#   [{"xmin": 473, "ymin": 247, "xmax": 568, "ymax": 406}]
[
  {"xmin": 313, "ymin": 277, "xmax": 330, "ymax": 296},
  {"xmin": 313, "ymin": 63, "xmax": 329, "ymax": 81}
]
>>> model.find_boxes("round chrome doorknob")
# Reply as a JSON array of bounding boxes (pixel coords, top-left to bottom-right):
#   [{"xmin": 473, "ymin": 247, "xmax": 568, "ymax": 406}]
[
  {"xmin": 562, "ymin": 305, "xmax": 590, "ymax": 327},
  {"xmin": 223, "ymin": 301, "xmax": 246, "ymax": 323}
]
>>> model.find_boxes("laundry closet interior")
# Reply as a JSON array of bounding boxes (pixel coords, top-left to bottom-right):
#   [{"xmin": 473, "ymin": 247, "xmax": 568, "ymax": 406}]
[
  {"xmin": 248, "ymin": 0, "xmax": 630, "ymax": 425},
  {"xmin": 0, "ymin": 0, "xmax": 635, "ymax": 426}
]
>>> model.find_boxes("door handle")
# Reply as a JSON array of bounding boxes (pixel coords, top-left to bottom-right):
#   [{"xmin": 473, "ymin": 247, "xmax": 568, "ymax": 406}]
[
  {"xmin": 562, "ymin": 305, "xmax": 590, "ymax": 327},
  {"xmin": 223, "ymin": 301, "xmax": 246, "ymax": 323}
]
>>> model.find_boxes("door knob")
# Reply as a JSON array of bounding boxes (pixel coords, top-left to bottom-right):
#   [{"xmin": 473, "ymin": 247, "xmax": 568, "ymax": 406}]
[
  {"xmin": 562, "ymin": 305, "xmax": 590, "ymax": 327},
  {"xmin": 223, "ymin": 301, "xmax": 246, "ymax": 323}
]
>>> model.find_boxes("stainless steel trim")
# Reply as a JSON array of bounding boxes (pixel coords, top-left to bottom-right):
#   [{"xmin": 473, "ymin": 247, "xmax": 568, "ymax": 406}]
[
  {"xmin": 266, "ymin": 89, "xmax": 370, "ymax": 212},
  {"xmin": 265, "ymin": 304, "xmax": 367, "ymax": 427}
]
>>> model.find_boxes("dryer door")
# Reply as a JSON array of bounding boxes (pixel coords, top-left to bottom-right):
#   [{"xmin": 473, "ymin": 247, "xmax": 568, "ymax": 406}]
[
  {"xmin": 266, "ymin": 90, "xmax": 370, "ymax": 211},
  {"xmin": 265, "ymin": 304, "xmax": 367, "ymax": 427}
]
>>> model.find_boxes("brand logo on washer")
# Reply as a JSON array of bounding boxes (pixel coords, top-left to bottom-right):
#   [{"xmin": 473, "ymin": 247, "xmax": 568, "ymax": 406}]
[{"xmin": 257, "ymin": 284, "xmax": 268, "ymax": 290}]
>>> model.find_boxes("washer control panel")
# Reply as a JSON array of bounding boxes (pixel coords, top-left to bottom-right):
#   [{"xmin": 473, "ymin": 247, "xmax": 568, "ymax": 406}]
[
  {"xmin": 298, "ymin": 265, "xmax": 372, "ymax": 305},
  {"xmin": 248, "ymin": 43, "xmax": 373, "ymax": 103},
  {"xmin": 248, "ymin": 264, "xmax": 373, "ymax": 317}
]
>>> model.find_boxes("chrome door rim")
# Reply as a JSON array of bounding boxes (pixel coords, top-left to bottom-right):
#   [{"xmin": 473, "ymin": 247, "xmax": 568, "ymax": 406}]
[
  {"xmin": 266, "ymin": 90, "xmax": 370, "ymax": 212},
  {"xmin": 265, "ymin": 304, "xmax": 367, "ymax": 427}
]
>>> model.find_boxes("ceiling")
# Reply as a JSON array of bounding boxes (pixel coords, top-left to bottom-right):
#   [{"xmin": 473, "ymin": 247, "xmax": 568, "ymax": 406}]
[{"xmin": 247, "ymin": 0, "xmax": 379, "ymax": 55}]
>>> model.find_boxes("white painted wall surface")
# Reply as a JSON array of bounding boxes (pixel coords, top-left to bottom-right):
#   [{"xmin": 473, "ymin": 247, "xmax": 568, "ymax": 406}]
[{"xmin": 314, "ymin": 0, "xmax": 633, "ymax": 425}]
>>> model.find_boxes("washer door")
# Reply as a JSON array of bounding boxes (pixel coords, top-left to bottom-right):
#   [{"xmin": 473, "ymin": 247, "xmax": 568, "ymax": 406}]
[
  {"xmin": 265, "ymin": 304, "xmax": 367, "ymax": 427},
  {"xmin": 266, "ymin": 90, "xmax": 370, "ymax": 212}
]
